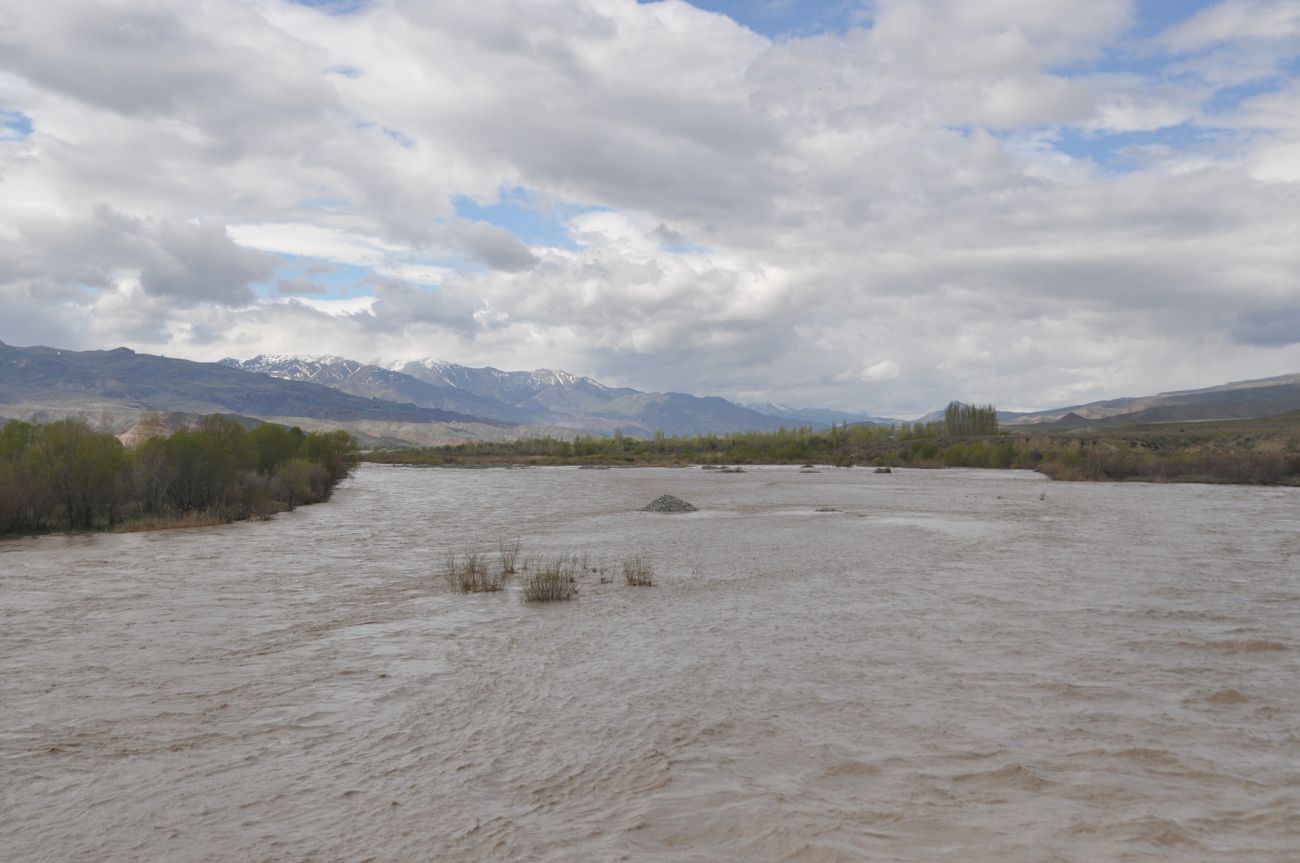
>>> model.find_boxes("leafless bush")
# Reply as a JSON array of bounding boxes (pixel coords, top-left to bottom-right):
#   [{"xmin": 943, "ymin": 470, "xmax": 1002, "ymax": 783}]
[
  {"xmin": 521, "ymin": 556, "xmax": 579, "ymax": 602},
  {"xmin": 622, "ymin": 555, "xmax": 655, "ymax": 587},
  {"xmin": 445, "ymin": 549, "xmax": 509, "ymax": 593},
  {"xmin": 498, "ymin": 537, "xmax": 521, "ymax": 574}
]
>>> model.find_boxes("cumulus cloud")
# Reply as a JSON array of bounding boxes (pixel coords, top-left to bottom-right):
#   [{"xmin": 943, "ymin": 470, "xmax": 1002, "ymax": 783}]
[
  {"xmin": 138, "ymin": 220, "xmax": 277, "ymax": 305},
  {"xmin": 2, "ymin": 0, "xmax": 1300, "ymax": 415},
  {"xmin": 1160, "ymin": 0, "xmax": 1300, "ymax": 54},
  {"xmin": 0, "ymin": 204, "xmax": 275, "ymax": 307},
  {"xmin": 437, "ymin": 221, "xmax": 539, "ymax": 272},
  {"xmin": 856, "ymin": 360, "xmax": 901, "ymax": 383}
]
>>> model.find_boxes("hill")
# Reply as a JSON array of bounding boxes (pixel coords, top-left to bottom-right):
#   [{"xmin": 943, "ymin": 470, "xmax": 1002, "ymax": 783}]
[
  {"xmin": 0, "ymin": 342, "xmax": 504, "ymax": 431},
  {"xmin": 935, "ymin": 374, "xmax": 1300, "ymax": 429},
  {"xmin": 739, "ymin": 402, "xmax": 900, "ymax": 427},
  {"xmin": 224, "ymin": 355, "xmax": 795, "ymax": 436}
]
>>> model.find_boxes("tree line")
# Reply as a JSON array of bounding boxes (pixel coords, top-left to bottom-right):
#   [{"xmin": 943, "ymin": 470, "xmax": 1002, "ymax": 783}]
[
  {"xmin": 365, "ymin": 403, "xmax": 1001, "ymax": 468},
  {"xmin": 0, "ymin": 415, "xmax": 359, "ymax": 537},
  {"xmin": 943, "ymin": 402, "xmax": 999, "ymax": 436}
]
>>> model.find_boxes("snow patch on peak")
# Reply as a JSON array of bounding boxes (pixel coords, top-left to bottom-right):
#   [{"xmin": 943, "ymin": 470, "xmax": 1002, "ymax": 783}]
[{"xmin": 227, "ymin": 354, "xmax": 364, "ymax": 384}]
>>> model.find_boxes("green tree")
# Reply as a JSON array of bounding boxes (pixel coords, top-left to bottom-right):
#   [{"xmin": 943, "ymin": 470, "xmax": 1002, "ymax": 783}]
[
  {"xmin": 301, "ymin": 429, "xmax": 359, "ymax": 487},
  {"xmin": 245, "ymin": 423, "xmax": 302, "ymax": 474},
  {"xmin": 275, "ymin": 457, "xmax": 327, "ymax": 510},
  {"xmin": 31, "ymin": 420, "xmax": 127, "ymax": 529}
]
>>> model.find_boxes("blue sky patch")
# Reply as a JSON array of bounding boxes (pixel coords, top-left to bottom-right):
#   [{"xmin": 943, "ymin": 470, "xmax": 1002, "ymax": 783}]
[
  {"xmin": 261, "ymin": 254, "xmax": 374, "ymax": 300},
  {"xmin": 1128, "ymin": 0, "xmax": 1221, "ymax": 41},
  {"xmin": 288, "ymin": 0, "xmax": 369, "ymax": 14},
  {"xmin": 355, "ymin": 120, "xmax": 414, "ymax": 149},
  {"xmin": 1052, "ymin": 122, "xmax": 1243, "ymax": 171},
  {"xmin": 453, "ymin": 187, "xmax": 600, "ymax": 251},
  {"xmin": 1, "ymin": 110, "xmax": 33, "ymax": 139},
  {"xmin": 1204, "ymin": 78, "xmax": 1288, "ymax": 116},
  {"xmin": 641, "ymin": 0, "xmax": 867, "ymax": 39}
]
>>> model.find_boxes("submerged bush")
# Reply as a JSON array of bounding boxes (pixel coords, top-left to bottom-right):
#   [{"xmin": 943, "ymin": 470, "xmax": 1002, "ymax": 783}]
[
  {"xmin": 520, "ymin": 557, "xmax": 579, "ymax": 602},
  {"xmin": 622, "ymin": 555, "xmax": 655, "ymax": 587},
  {"xmin": 498, "ymin": 537, "xmax": 521, "ymax": 574},
  {"xmin": 445, "ymin": 549, "xmax": 509, "ymax": 593}
]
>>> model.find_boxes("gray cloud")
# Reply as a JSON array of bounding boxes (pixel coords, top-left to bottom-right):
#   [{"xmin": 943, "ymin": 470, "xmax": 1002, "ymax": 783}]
[
  {"xmin": 365, "ymin": 279, "xmax": 483, "ymax": 337},
  {"xmin": 3, "ymin": 0, "xmax": 1300, "ymax": 415},
  {"xmin": 439, "ymin": 221, "xmax": 539, "ymax": 272},
  {"xmin": 648, "ymin": 223, "xmax": 688, "ymax": 248},
  {"xmin": 1232, "ymin": 306, "xmax": 1300, "ymax": 347},
  {"xmin": 138, "ymin": 220, "xmax": 277, "ymax": 306},
  {"xmin": 1, "ymin": 205, "xmax": 275, "ymax": 308}
]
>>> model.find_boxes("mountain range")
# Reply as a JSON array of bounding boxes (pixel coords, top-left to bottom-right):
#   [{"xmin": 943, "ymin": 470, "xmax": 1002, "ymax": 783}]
[
  {"xmin": 0, "ymin": 341, "xmax": 505, "ymax": 445},
  {"xmin": 4, "ymin": 339, "xmax": 1300, "ymax": 444},
  {"xmin": 0, "ymin": 341, "xmax": 810, "ymax": 443},
  {"xmin": 222, "ymin": 354, "xmax": 799, "ymax": 436},
  {"xmin": 994, "ymin": 373, "xmax": 1300, "ymax": 428},
  {"xmin": 739, "ymin": 402, "xmax": 901, "ymax": 427}
]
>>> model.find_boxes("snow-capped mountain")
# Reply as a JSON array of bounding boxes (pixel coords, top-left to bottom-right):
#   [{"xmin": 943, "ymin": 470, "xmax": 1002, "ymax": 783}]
[
  {"xmin": 389, "ymin": 359, "xmax": 623, "ymax": 407},
  {"xmin": 227, "ymin": 355, "xmax": 364, "ymax": 387},
  {"xmin": 220, "ymin": 356, "xmax": 535, "ymax": 423},
  {"xmin": 222, "ymin": 354, "xmax": 794, "ymax": 436}
]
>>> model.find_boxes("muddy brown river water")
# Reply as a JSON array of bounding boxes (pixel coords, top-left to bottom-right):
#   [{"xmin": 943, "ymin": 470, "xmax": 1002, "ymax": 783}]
[{"xmin": 2, "ymin": 465, "xmax": 1298, "ymax": 861}]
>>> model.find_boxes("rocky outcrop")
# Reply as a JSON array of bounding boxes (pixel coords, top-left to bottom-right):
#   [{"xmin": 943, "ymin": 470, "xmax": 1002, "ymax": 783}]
[
  {"xmin": 643, "ymin": 494, "xmax": 697, "ymax": 513},
  {"xmin": 117, "ymin": 415, "xmax": 170, "ymax": 448}
]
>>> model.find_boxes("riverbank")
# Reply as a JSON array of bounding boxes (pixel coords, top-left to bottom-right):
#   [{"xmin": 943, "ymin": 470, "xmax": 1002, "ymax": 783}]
[
  {"xmin": 1, "ymin": 416, "xmax": 360, "ymax": 539},
  {"xmin": 363, "ymin": 412, "xmax": 1300, "ymax": 485}
]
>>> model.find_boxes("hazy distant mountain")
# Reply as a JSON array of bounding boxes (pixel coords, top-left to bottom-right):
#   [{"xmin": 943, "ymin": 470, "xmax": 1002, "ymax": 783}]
[
  {"xmin": 11, "ymin": 341, "xmax": 1297, "ymax": 442},
  {"xmin": 924, "ymin": 373, "xmax": 1300, "ymax": 429},
  {"xmin": 0, "ymin": 342, "xmax": 494, "ymax": 425},
  {"xmin": 392, "ymin": 358, "xmax": 791, "ymax": 435},
  {"xmin": 226, "ymin": 354, "xmax": 792, "ymax": 436},
  {"xmin": 223, "ymin": 355, "xmax": 536, "ymax": 423},
  {"xmin": 740, "ymin": 402, "xmax": 899, "ymax": 428}
]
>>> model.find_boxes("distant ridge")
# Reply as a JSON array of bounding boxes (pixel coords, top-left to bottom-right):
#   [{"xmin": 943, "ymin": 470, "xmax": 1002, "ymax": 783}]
[
  {"xmin": 9, "ymin": 340, "xmax": 1293, "ymax": 441},
  {"xmin": 223, "ymin": 355, "xmax": 535, "ymax": 423},
  {"xmin": 995, "ymin": 375, "xmax": 1300, "ymax": 428},
  {"xmin": 224, "ymin": 354, "xmax": 798, "ymax": 436},
  {"xmin": 740, "ymin": 402, "xmax": 900, "ymax": 427},
  {"xmin": 0, "ymin": 342, "xmax": 500, "ymax": 426}
]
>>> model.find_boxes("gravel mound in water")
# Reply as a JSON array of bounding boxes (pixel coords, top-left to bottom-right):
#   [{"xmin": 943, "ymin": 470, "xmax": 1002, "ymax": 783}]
[{"xmin": 643, "ymin": 494, "xmax": 698, "ymax": 513}]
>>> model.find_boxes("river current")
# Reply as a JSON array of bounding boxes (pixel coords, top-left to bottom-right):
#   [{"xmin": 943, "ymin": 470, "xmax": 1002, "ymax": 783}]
[{"xmin": 2, "ymin": 464, "xmax": 1298, "ymax": 861}]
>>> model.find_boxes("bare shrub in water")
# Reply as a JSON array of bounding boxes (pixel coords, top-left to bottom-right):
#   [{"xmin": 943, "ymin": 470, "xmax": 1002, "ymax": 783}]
[
  {"xmin": 623, "ymin": 555, "xmax": 655, "ymax": 587},
  {"xmin": 498, "ymin": 537, "xmax": 521, "ymax": 574},
  {"xmin": 521, "ymin": 557, "xmax": 579, "ymax": 602},
  {"xmin": 445, "ymin": 549, "xmax": 508, "ymax": 593}
]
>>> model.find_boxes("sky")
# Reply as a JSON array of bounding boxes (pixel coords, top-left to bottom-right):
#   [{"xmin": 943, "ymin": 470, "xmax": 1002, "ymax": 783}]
[{"xmin": 2, "ymin": 0, "xmax": 1300, "ymax": 416}]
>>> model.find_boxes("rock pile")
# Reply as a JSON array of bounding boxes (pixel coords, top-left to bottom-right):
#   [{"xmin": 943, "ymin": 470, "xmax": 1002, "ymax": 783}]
[{"xmin": 643, "ymin": 494, "xmax": 698, "ymax": 513}]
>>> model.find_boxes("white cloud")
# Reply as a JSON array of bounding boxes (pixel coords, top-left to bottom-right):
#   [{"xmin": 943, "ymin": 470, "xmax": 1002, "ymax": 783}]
[
  {"xmin": 1160, "ymin": 0, "xmax": 1300, "ymax": 54},
  {"xmin": 2, "ymin": 0, "xmax": 1300, "ymax": 416},
  {"xmin": 856, "ymin": 360, "xmax": 901, "ymax": 383}
]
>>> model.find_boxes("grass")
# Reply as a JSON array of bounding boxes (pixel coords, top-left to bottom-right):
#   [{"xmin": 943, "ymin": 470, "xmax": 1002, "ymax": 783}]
[
  {"xmin": 498, "ymin": 537, "xmax": 521, "ymax": 574},
  {"xmin": 444, "ymin": 549, "xmax": 510, "ymax": 593},
  {"xmin": 622, "ymin": 555, "xmax": 655, "ymax": 587},
  {"xmin": 443, "ymin": 544, "xmax": 657, "ymax": 600},
  {"xmin": 112, "ymin": 509, "xmax": 232, "ymax": 533},
  {"xmin": 520, "ymin": 556, "xmax": 580, "ymax": 602}
]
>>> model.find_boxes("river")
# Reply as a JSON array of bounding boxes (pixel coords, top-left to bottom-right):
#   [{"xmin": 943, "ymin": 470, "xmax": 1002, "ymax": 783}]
[{"xmin": 2, "ymin": 464, "xmax": 1297, "ymax": 861}]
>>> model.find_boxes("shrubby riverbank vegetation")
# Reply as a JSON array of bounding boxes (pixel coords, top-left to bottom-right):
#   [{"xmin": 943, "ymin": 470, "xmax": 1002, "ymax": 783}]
[
  {"xmin": 367, "ymin": 405, "xmax": 1300, "ymax": 486},
  {"xmin": 0, "ymin": 415, "xmax": 359, "ymax": 538}
]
